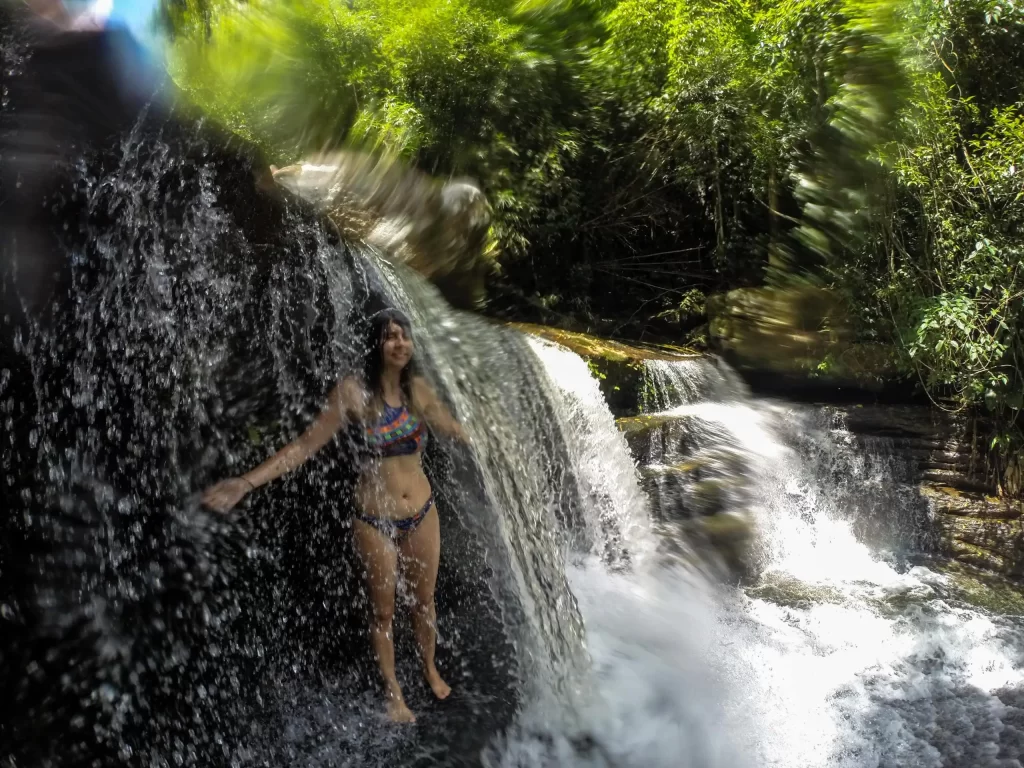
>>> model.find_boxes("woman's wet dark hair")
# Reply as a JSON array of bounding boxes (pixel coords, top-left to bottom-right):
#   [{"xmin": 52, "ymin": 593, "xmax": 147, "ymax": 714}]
[{"xmin": 363, "ymin": 307, "xmax": 417, "ymax": 402}]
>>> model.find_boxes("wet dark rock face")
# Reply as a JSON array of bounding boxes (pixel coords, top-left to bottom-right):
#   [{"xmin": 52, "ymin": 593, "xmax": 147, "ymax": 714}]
[
  {"xmin": 0, "ymin": 12, "xmax": 517, "ymax": 767},
  {"xmin": 1, "ymin": 13, "xmax": 352, "ymax": 766}
]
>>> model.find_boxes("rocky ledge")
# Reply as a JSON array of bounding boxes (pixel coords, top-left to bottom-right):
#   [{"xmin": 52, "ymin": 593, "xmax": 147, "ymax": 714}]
[
  {"xmin": 510, "ymin": 322, "xmax": 699, "ymax": 415},
  {"xmin": 922, "ymin": 486, "xmax": 1023, "ymax": 576},
  {"xmin": 835, "ymin": 403, "xmax": 1023, "ymax": 579}
]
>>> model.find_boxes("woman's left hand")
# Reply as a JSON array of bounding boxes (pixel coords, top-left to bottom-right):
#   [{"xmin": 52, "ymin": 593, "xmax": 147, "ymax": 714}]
[{"xmin": 201, "ymin": 477, "xmax": 253, "ymax": 513}]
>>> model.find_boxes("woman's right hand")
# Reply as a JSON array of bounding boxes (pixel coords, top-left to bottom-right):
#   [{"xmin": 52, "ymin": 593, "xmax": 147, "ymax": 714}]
[{"xmin": 201, "ymin": 477, "xmax": 253, "ymax": 513}]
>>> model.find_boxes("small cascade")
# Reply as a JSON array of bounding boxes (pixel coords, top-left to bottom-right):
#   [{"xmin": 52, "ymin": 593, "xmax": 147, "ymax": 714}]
[
  {"xmin": 523, "ymin": 336, "xmax": 652, "ymax": 564},
  {"xmin": 620, "ymin": 359, "xmax": 768, "ymax": 576},
  {"xmin": 710, "ymin": 403, "xmax": 1024, "ymax": 767},
  {"xmin": 640, "ymin": 357, "xmax": 749, "ymax": 412},
  {"xmin": 497, "ymin": 337, "xmax": 752, "ymax": 767}
]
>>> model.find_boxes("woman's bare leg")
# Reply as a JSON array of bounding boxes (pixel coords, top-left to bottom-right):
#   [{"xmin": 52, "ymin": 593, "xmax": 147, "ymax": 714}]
[
  {"xmin": 353, "ymin": 520, "xmax": 415, "ymax": 722},
  {"xmin": 398, "ymin": 504, "xmax": 450, "ymax": 700}
]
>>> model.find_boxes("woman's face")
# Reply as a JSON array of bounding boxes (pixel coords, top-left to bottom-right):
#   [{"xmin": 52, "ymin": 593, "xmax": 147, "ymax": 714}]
[{"xmin": 381, "ymin": 321, "xmax": 413, "ymax": 370}]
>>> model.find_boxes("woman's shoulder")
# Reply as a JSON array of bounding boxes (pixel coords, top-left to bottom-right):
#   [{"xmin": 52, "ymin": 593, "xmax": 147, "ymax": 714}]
[
  {"xmin": 334, "ymin": 375, "xmax": 372, "ymax": 416},
  {"xmin": 409, "ymin": 375, "xmax": 437, "ymax": 402},
  {"xmin": 339, "ymin": 374, "xmax": 368, "ymax": 394}
]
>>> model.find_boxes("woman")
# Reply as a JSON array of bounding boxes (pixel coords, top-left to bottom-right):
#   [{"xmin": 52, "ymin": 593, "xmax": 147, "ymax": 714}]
[{"xmin": 202, "ymin": 308, "xmax": 468, "ymax": 723}]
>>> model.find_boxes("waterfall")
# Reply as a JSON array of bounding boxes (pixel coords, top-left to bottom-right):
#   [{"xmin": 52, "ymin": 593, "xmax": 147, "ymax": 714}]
[
  {"xmin": 522, "ymin": 336, "xmax": 652, "ymax": 564},
  {"xmin": 1, "ymin": 162, "xmax": 604, "ymax": 765},
  {"xmin": 489, "ymin": 341, "xmax": 748, "ymax": 767},
  {"xmin": 712, "ymin": 401, "xmax": 1024, "ymax": 768},
  {"xmin": 4, "ymin": 15, "xmax": 1024, "ymax": 768},
  {"xmin": 640, "ymin": 357, "xmax": 748, "ymax": 412},
  {"xmin": 547, "ymin": 356, "xmax": 1024, "ymax": 767}
]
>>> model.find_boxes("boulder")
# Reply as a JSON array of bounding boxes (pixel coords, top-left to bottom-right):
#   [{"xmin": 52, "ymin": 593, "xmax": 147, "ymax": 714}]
[{"xmin": 678, "ymin": 511, "xmax": 758, "ymax": 581}]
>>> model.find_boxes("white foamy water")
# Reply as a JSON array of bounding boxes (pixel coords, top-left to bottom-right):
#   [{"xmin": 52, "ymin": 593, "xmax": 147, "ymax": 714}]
[
  {"xmin": 511, "ymin": 351, "xmax": 1024, "ymax": 768},
  {"xmin": 641, "ymin": 357, "xmax": 748, "ymax": 411},
  {"xmin": 716, "ymin": 399, "xmax": 1024, "ymax": 767},
  {"xmin": 525, "ymin": 336, "xmax": 653, "ymax": 561}
]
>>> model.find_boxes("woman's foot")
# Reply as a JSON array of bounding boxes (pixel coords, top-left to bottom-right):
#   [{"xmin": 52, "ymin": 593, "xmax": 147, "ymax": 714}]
[
  {"xmin": 424, "ymin": 665, "xmax": 451, "ymax": 700},
  {"xmin": 386, "ymin": 694, "xmax": 416, "ymax": 723}
]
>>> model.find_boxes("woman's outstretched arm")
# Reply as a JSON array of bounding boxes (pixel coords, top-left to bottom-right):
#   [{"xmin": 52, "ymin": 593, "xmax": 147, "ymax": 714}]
[
  {"xmin": 202, "ymin": 376, "xmax": 365, "ymax": 512},
  {"xmin": 411, "ymin": 376, "xmax": 469, "ymax": 442}
]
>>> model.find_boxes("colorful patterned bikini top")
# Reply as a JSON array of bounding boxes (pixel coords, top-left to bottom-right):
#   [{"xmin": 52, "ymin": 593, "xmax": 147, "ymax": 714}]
[{"xmin": 364, "ymin": 402, "xmax": 427, "ymax": 458}]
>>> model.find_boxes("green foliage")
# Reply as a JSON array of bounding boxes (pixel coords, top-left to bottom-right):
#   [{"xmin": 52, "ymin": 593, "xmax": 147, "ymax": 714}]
[
  {"xmin": 166, "ymin": 0, "xmax": 596, "ymax": 206},
  {"xmin": 820, "ymin": 0, "xmax": 1024, "ymax": 465},
  {"xmin": 886, "ymin": 102, "xmax": 1024, "ymax": 430},
  {"xmin": 162, "ymin": 0, "xmax": 1024, "ymax": 477}
]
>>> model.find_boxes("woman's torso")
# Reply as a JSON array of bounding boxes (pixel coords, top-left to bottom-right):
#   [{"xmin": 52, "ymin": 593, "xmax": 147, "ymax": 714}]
[{"xmin": 355, "ymin": 399, "xmax": 431, "ymax": 520}]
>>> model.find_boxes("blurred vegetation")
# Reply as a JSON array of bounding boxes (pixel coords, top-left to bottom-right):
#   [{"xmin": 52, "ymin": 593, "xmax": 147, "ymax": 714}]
[{"xmin": 157, "ymin": 0, "xmax": 1024, "ymax": 488}]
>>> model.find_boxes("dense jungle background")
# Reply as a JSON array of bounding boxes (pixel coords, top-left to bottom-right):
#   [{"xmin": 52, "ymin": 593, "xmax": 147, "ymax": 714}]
[{"xmin": 159, "ymin": 0, "xmax": 1023, "ymax": 487}]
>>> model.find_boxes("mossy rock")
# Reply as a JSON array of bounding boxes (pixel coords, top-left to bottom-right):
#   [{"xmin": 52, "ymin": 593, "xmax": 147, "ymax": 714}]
[
  {"xmin": 692, "ymin": 479, "xmax": 737, "ymax": 516},
  {"xmin": 684, "ymin": 478, "xmax": 743, "ymax": 518},
  {"xmin": 921, "ymin": 484, "xmax": 1022, "ymax": 519},
  {"xmin": 936, "ymin": 515, "xmax": 1023, "ymax": 550},
  {"xmin": 747, "ymin": 561, "xmax": 1024, "ymax": 616},
  {"xmin": 684, "ymin": 511, "xmax": 753, "ymax": 542},
  {"xmin": 615, "ymin": 414, "xmax": 687, "ymax": 460},
  {"xmin": 868, "ymin": 588, "xmax": 940, "ymax": 619},
  {"xmin": 616, "ymin": 413, "xmax": 680, "ymax": 440},
  {"xmin": 644, "ymin": 471, "xmax": 746, "ymax": 521},
  {"xmin": 868, "ymin": 558, "xmax": 1024, "ymax": 616},
  {"xmin": 511, "ymin": 322, "xmax": 699, "ymax": 362},
  {"xmin": 746, "ymin": 573, "xmax": 846, "ymax": 610},
  {"xmin": 638, "ymin": 458, "xmax": 707, "ymax": 479},
  {"xmin": 651, "ymin": 510, "xmax": 757, "ymax": 581},
  {"xmin": 932, "ymin": 559, "xmax": 1024, "ymax": 616},
  {"xmin": 511, "ymin": 322, "xmax": 701, "ymax": 416},
  {"xmin": 617, "ymin": 414, "xmax": 722, "ymax": 467}
]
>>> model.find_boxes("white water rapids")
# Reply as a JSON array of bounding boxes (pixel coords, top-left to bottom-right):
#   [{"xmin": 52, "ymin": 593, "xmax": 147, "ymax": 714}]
[{"xmin": 513, "ymin": 337, "xmax": 1024, "ymax": 768}]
